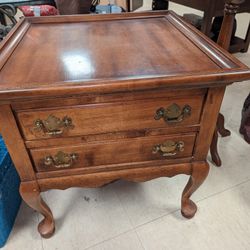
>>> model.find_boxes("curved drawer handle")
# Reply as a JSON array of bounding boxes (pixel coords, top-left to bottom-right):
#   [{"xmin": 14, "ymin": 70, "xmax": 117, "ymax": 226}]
[
  {"xmin": 34, "ymin": 114, "xmax": 74, "ymax": 136},
  {"xmin": 154, "ymin": 103, "xmax": 191, "ymax": 123},
  {"xmin": 43, "ymin": 151, "xmax": 79, "ymax": 169},
  {"xmin": 152, "ymin": 140, "xmax": 184, "ymax": 157}
]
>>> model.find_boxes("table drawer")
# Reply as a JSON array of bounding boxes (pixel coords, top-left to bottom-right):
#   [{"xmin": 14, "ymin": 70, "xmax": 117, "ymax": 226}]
[
  {"xmin": 30, "ymin": 133, "xmax": 196, "ymax": 172},
  {"xmin": 17, "ymin": 96, "xmax": 204, "ymax": 141}
]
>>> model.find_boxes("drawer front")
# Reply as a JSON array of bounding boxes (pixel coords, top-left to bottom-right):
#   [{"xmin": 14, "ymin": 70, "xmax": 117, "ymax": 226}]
[
  {"xmin": 30, "ymin": 133, "xmax": 196, "ymax": 172},
  {"xmin": 17, "ymin": 96, "xmax": 204, "ymax": 141}
]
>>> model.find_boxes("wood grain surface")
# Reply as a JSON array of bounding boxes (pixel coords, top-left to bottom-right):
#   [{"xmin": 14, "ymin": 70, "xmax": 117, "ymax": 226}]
[
  {"xmin": 17, "ymin": 95, "xmax": 204, "ymax": 140},
  {"xmin": 0, "ymin": 10, "xmax": 249, "ymax": 238},
  {"xmin": 0, "ymin": 11, "xmax": 249, "ymax": 100},
  {"xmin": 30, "ymin": 133, "xmax": 196, "ymax": 172}
]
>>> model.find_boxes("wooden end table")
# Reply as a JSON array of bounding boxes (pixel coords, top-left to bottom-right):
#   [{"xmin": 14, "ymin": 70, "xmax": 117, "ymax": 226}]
[{"xmin": 0, "ymin": 11, "xmax": 249, "ymax": 239}]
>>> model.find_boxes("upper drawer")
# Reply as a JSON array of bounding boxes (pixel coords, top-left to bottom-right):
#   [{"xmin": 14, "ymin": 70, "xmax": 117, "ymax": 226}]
[{"xmin": 16, "ymin": 96, "xmax": 204, "ymax": 141}]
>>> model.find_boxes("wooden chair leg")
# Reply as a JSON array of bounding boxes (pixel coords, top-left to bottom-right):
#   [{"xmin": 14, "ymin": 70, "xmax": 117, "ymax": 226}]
[
  {"xmin": 181, "ymin": 162, "xmax": 209, "ymax": 218},
  {"xmin": 201, "ymin": 9, "xmax": 213, "ymax": 36},
  {"xmin": 210, "ymin": 127, "xmax": 222, "ymax": 167},
  {"xmin": 210, "ymin": 113, "xmax": 230, "ymax": 167},
  {"xmin": 217, "ymin": 113, "xmax": 231, "ymax": 137},
  {"xmin": 20, "ymin": 181, "xmax": 55, "ymax": 238},
  {"xmin": 241, "ymin": 21, "xmax": 250, "ymax": 53}
]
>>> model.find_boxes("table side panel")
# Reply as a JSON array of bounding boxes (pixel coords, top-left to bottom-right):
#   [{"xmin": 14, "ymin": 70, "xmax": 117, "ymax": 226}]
[
  {"xmin": 0, "ymin": 105, "xmax": 36, "ymax": 181},
  {"xmin": 194, "ymin": 86, "xmax": 226, "ymax": 160}
]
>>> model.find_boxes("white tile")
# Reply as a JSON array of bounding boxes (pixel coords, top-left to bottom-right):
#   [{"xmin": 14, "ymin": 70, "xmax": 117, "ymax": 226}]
[
  {"xmin": 136, "ymin": 180, "xmax": 250, "ymax": 250},
  {"xmin": 197, "ymin": 130, "xmax": 250, "ymax": 199},
  {"xmin": 220, "ymin": 46, "xmax": 250, "ymax": 135},
  {"xmin": 113, "ymin": 176, "xmax": 188, "ymax": 227},
  {"xmin": 87, "ymin": 230, "xmax": 143, "ymax": 250},
  {"xmin": 169, "ymin": 2, "xmax": 202, "ymax": 16},
  {"xmin": 235, "ymin": 14, "xmax": 250, "ymax": 44},
  {"xmin": 2, "ymin": 202, "xmax": 43, "ymax": 250},
  {"xmin": 41, "ymin": 186, "xmax": 133, "ymax": 250},
  {"xmin": 221, "ymin": 82, "xmax": 250, "ymax": 134}
]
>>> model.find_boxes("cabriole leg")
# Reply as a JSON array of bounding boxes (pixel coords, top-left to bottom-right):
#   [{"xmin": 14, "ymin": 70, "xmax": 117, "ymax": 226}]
[
  {"xmin": 181, "ymin": 162, "xmax": 209, "ymax": 219},
  {"xmin": 210, "ymin": 127, "xmax": 222, "ymax": 167},
  {"xmin": 19, "ymin": 181, "xmax": 55, "ymax": 238},
  {"xmin": 217, "ymin": 113, "xmax": 231, "ymax": 137}
]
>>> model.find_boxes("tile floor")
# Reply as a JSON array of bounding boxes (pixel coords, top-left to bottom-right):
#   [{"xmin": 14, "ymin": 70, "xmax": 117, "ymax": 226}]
[{"xmin": 3, "ymin": 3, "xmax": 250, "ymax": 250}]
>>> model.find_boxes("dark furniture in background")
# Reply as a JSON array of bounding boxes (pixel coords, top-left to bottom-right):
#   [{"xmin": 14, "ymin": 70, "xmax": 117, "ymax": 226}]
[
  {"xmin": 240, "ymin": 93, "xmax": 250, "ymax": 143},
  {"xmin": 54, "ymin": 0, "xmax": 92, "ymax": 15},
  {"xmin": 167, "ymin": 0, "xmax": 250, "ymax": 53},
  {"xmin": 210, "ymin": 0, "xmax": 247, "ymax": 167}
]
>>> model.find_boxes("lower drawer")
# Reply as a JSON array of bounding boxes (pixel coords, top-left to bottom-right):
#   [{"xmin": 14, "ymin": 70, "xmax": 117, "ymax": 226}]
[{"xmin": 30, "ymin": 133, "xmax": 196, "ymax": 172}]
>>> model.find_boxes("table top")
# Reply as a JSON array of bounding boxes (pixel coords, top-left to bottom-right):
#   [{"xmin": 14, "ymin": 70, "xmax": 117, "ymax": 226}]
[{"xmin": 0, "ymin": 11, "xmax": 249, "ymax": 99}]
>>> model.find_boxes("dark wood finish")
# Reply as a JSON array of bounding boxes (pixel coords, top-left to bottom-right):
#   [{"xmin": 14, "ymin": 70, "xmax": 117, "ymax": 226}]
[
  {"xmin": 210, "ymin": 0, "xmax": 244, "ymax": 167},
  {"xmin": 54, "ymin": 0, "xmax": 91, "ymax": 15},
  {"xmin": 217, "ymin": 0, "xmax": 245, "ymax": 50},
  {"xmin": 0, "ymin": 11, "xmax": 250, "ymax": 238},
  {"xmin": 167, "ymin": 0, "xmax": 250, "ymax": 53},
  {"xmin": 211, "ymin": 128, "xmax": 222, "ymax": 167},
  {"xmin": 217, "ymin": 113, "xmax": 231, "ymax": 137},
  {"xmin": 240, "ymin": 93, "xmax": 250, "ymax": 143}
]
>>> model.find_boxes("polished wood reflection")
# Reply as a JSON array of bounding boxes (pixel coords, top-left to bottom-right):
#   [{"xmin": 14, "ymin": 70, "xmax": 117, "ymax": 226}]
[{"xmin": 0, "ymin": 11, "xmax": 249, "ymax": 238}]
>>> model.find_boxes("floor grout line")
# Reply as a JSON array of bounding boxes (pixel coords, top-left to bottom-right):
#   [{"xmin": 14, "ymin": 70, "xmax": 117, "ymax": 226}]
[
  {"xmin": 83, "ymin": 188, "xmax": 136, "ymax": 250},
  {"xmin": 134, "ymin": 229, "xmax": 146, "ymax": 250},
  {"xmin": 133, "ymin": 176, "xmax": 250, "ymax": 230},
  {"xmin": 194, "ymin": 176, "xmax": 250, "ymax": 204},
  {"xmin": 134, "ymin": 209, "xmax": 181, "ymax": 230},
  {"xmin": 83, "ymin": 229, "xmax": 133, "ymax": 250},
  {"xmin": 83, "ymin": 175, "xmax": 250, "ymax": 249},
  {"xmin": 113, "ymin": 187, "xmax": 135, "ymax": 230}
]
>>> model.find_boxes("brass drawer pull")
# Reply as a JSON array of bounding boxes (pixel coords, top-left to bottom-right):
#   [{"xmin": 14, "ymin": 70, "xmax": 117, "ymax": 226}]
[
  {"xmin": 154, "ymin": 103, "xmax": 191, "ymax": 123},
  {"xmin": 43, "ymin": 151, "xmax": 78, "ymax": 168},
  {"xmin": 152, "ymin": 140, "xmax": 184, "ymax": 157},
  {"xmin": 34, "ymin": 115, "xmax": 74, "ymax": 136}
]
